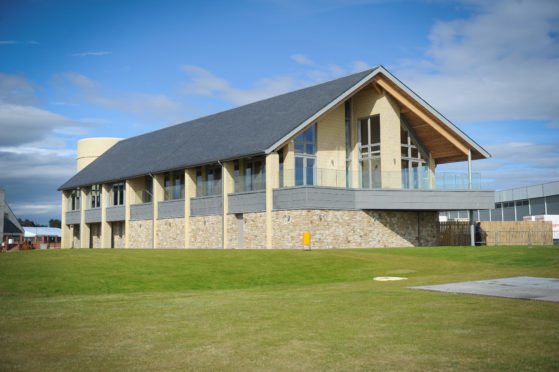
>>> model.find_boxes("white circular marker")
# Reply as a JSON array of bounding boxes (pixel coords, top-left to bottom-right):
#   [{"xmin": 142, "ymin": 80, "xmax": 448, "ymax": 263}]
[{"xmin": 374, "ymin": 276, "xmax": 408, "ymax": 281}]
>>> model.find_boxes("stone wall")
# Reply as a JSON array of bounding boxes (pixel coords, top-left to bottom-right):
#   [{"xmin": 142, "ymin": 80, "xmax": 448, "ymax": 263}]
[
  {"xmin": 272, "ymin": 209, "xmax": 438, "ymax": 249},
  {"xmin": 156, "ymin": 218, "xmax": 185, "ymax": 248},
  {"xmin": 189, "ymin": 215, "xmax": 222, "ymax": 248},
  {"xmin": 129, "ymin": 219, "xmax": 153, "ymax": 248}
]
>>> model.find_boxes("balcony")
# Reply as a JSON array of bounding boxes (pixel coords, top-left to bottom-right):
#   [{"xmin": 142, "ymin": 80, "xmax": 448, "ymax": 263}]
[{"xmin": 280, "ymin": 168, "xmax": 482, "ymax": 190}]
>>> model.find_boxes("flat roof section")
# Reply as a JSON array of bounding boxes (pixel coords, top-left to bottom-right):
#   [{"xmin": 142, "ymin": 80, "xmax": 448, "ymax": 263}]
[{"xmin": 410, "ymin": 276, "xmax": 559, "ymax": 303}]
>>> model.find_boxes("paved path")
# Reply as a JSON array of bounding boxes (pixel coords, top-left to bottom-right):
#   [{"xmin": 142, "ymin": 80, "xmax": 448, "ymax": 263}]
[{"xmin": 410, "ymin": 276, "xmax": 559, "ymax": 303}]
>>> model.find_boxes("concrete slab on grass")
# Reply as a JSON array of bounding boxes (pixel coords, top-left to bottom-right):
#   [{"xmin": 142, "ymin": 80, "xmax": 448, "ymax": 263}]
[{"xmin": 410, "ymin": 276, "xmax": 559, "ymax": 303}]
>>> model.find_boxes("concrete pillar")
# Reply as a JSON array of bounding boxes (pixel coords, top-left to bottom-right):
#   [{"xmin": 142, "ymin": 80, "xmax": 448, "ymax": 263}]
[
  {"xmin": 101, "ymin": 184, "xmax": 112, "ymax": 248},
  {"xmin": 61, "ymin": 191, "xmax": 72, "ymax": 248},
  {"xmin": 468, "ymin": 149, "xmax": 472, "ymax": 189},
  {"xmin": 184, "ymin": 168, "xmax": 196, "ymax": 248},
  {"xmin": 152, "ymin": 174, "xmax": 164, "ymax": 248},
  {"xmin": 222, "ymin": 161, "xmax": 235, "ymax": 249},
  {"xmin": 283, "ymin": 142, "xmax": 295, "ymax": 187},
  {"xmin": 125, "ymin": 180, "xmax": 131, "ymax": 248},
  {"xmin": 266, "ymin": 152, "xmax": 279, "ymax": 249},
  {"xmin": 80, "ymin": 188, "xmax": 90, "ymax": 248}
]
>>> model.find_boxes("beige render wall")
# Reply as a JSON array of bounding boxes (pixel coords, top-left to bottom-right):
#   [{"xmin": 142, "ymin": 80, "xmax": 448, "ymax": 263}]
[
  {"xmin": 190, "ymin": 215, "xmax": 222, "ymax": 248},
  {"xmin": 272, "ymin": 209, "xmax": 438, "ymax": 249},
  {"xmin": 351, "ymin": 88, "xmax": 402, "ymax": 188},
  {"xmin": 129, "ymin": 220, "xmax": 153, "ymax": 248},
  {"xmin": 316, "ymin": 104, "xmax": 346, "ymax": 187},
  {"xmin": 127, "ymin": 177, "xmax": 145, "ymax": 204},
  {"xmin": 156, "ymin": 218, "xmax": 185, "ymax": 248}
]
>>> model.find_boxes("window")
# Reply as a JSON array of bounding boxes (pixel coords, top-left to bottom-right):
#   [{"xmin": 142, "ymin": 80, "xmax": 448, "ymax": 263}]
[
  {"xmin": 112, "ymin": 182, "xmax": 124, "ymax": 206},
  {"xmin": 164, "ymin": 171, "xmax": 185, "ymax": 200},
  {"xmin": 69, "ymin": 189, "xmax": 80, "ymax": 211},
  {"xmin": 90, "ymin": 184, "xmax": 101, "ymax": 208},
  {"xmin": 206, "ymin": 165, "xmax": 222, "ymax": 196},
  {"xmin": 143, "ymin": 175, "xmax": 152, "ymax": 203},
  {"xmin": 244, "ymin": 157, "xmax": 266, "ymax": 191},
  {"xmin": 400, "ymin": 125, "xmax": 428, "ymax": 189},
  {"xmin": 294, "ymin": 124, "xmax": 316, "ymax": 186},
  {"xmin": 278, "ymin": 149, "xmax": 284, "ymax": 188},
  {"xmin": 359, "ymin": 115, "xmax": 381, "ymax": 188}
]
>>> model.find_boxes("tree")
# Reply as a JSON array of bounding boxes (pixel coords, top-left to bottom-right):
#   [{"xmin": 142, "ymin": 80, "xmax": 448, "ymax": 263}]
[{"xmin": 49, "ymin": 219, "xmax": 61, "ymax": 228}]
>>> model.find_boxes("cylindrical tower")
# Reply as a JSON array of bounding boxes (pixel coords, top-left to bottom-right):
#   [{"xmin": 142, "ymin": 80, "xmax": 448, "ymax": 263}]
[{"xmin": 76, "ymin": 137, "xmax": 123, "ymax": 172}]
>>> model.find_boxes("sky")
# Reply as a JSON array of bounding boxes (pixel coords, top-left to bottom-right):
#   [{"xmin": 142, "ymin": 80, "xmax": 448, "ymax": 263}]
[{"xmin": 1, "ymin": 0, "xmax": 558, "ymax": 224}]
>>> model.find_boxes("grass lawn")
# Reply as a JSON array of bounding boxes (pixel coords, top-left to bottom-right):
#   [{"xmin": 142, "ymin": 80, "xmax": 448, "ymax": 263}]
[{"xmin": 1, "ymin": 246, "xmax": 558, "ymax": 371}]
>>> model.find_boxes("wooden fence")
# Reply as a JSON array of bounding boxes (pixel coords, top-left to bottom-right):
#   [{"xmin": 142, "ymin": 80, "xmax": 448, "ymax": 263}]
[{"xmin": 438, "ymin": 221, "xmax": 553, "ymax": 246}]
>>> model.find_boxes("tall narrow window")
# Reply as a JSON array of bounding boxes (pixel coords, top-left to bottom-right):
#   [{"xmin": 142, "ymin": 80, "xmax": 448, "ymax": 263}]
[
  {"xmin": 206, "ymin": 165, "xmax": 222, "ymax": 196},
  {"xmin": 243, "ymin": 157, "xmax": 266, "ymax": 191},
  {"xmin": 112, "ymin": 183, "xmax": 124, "ymax": 206},
  {"xmin": 359, "ymin": 115, "xmax": 381, "ymax": 188},
  {"xmin": 294, "ymin": 124, "xmax": 316, "ymax": 186},
  {"xmin": 144, "ymin": 176, "xmax": 152, "ymax": 203},
  {"xmin": 278, "ymin": 149, "xmax": 284, "ymax": 188},
  {"xmin": 90, "ymin": 184, "xmax": 101, "ymax": 208},
  {"xmin": 70, "ymin": 189, "xmax": 80, "ymax": 211},
  {"xmin": 400, "ymin": 125, "xmax": 428, "ymax": 189},
  {"xmin": 196, "ymin": 168, "xmax": 203, "ymax": 197}
]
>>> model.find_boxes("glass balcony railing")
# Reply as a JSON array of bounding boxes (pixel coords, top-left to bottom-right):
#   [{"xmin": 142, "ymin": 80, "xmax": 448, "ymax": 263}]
[
  {"xmin": 164, "ymin": 184, "xmax": 185, "ymax": 200},
  {"xmin": 196, "ymin": 179, "xmax": 223, "ymax": 197},
  {"xmin": 280, "ymin": 168, "xmax": 482, "ymax": 190}
]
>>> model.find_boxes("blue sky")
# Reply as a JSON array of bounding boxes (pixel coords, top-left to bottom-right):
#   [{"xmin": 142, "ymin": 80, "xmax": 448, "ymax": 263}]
[{"xmin": 1, "ymin": 0, "xmax": 558, "ymax": 224}]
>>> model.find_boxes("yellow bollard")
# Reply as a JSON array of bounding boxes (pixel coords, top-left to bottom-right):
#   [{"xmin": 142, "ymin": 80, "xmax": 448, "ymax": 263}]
[{"xmin": 303, "ymin": 232, "xmax": 311, "ymax": 251}]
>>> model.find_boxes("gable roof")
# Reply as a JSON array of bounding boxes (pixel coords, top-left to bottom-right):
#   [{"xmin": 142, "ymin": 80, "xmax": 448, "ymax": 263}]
[{"xmin": 59, "ymin": 66, "xmax": 490, "ymax": 190}]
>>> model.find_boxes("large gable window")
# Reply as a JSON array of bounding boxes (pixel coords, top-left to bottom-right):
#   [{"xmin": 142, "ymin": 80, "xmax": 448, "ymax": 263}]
[
  {"xmin": 294, "ymin": 124, "xmax": 316, "ymax": 186},
  {"xmin": 359, "ymin": 115, "xmax": 381, "ymax": 188},
  {"xmin": 400, "ymin": 126, "xmax": 429, "ymax": 189}
]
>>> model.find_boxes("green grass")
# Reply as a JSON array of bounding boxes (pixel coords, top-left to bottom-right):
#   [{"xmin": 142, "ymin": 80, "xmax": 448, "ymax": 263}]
[{"xmin": 1, "ymin": 246, "xmax": 558, "ymax": 371}]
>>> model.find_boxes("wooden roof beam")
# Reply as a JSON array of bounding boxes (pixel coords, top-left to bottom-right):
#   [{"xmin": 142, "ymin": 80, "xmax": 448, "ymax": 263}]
[{"xmin": 374, "ymin": 77, "xmax": 469, "ymax": 156}]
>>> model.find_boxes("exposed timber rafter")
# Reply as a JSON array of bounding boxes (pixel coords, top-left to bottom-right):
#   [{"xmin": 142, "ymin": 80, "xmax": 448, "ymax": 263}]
[{"xmin": 374, "ymin": 77, "xmax": 469, "ymax": 156}]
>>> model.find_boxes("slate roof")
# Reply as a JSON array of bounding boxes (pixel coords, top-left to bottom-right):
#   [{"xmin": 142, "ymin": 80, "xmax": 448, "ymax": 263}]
[
  {"xmin": 59, "ymin": 67, "xmax": 378, "ymax": 190},
  {"xmin": 4, "ymin": 217, "xmax": 23, "ymax": 235}
]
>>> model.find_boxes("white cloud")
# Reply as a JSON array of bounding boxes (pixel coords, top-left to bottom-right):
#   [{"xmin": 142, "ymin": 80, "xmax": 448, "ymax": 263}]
[
  {"xmin": 0, "ymin": 72, "xmax": 39, "ymax": 106},
  {"xmin": 179, "ymin": 59, "xmax": 373, "ymax": 106},
  {"xmin": 438, "ymin": 140, "xmax": 559, "ymax": 189},
  {"xmin": 71, "ymin": 51, "xmax": 111, "ymax": 57},
  {"xmin": 179, "ymin": 65, "xmax": 304, "ymax": 105},
  {"xmin": 351, "ymin": 60, "xmax": 370, "ymax": 72},
  {"xmin": 57, "ymin": 72, "xmax": 189, "ymax": 123},
  {"xmin": 291, "ymin": 54, "xmax": 314, "ymax": 66},
  {"xmin": 396, "ymin": 0, "xmax": 559, "ymax": 123},
  {"xmin": 0, "ymin": 40, "xmax": 17, "ymax": 45}
]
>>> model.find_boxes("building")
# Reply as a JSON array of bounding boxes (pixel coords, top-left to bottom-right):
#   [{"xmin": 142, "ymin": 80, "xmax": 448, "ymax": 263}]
[
  {"xmin": 59, "ymin": 66, "xmax": 494, "ymax": 249},
  {"xmin": 1, "ymin": 189, "xmax": 24, "ymax": 248},
  {"xmin": 443, "ymin": 181, "xmax": 559, "ymax": 221},
  {"xmin": 23, "ymin": 227, "xmax": 62, "ymax": 249}
]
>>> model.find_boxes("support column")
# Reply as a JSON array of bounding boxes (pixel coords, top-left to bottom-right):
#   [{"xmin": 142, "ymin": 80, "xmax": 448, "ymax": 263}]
[
  {"xmin": 468, "ymin": 149, "xmax": 472, "ymax": 189},
  {"xmin": 152, "ymin": 174, "xmax": 164, "ymax": 248},
  {"xmin": 265, "ymin": 152, "xmax": 279, "ymax": 249},
  {"xmin": 283, "ymin": 142, "xmax": 295, "ymax": 187},
  {"xmin": 184, "ymin": 168, "xmax": 196, "ymax": 248},
  {"xmin": 429, "ymin": 156, "xmax": 436, "ymax": 190},
  {"xmin": 470, "ymin": 209, "xmax": 475, "ymax": 247},
  {"xmin": 61, "ymin": 191, "xmax": 71, "ymax": 248},
  {"xmin": 80, "ymin": 188, "xmax": 90, "ymax": 248},
  {"xmin": 222, "ymin": 161, "xmax": 235, "ymax": 249},
  {"xmin": 125, "ymin": 180, "xmax": 131, "ymax": 248},
  {"xmin": 101, "ymin": 184, "xmax": 112, "ymax": 248}
]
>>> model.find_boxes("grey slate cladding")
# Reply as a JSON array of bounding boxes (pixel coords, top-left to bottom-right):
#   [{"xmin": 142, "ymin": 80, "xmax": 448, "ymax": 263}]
[
  {"xmin": 59, "ymin": 68, "xmax": 377, "ymax": 190},
  {"xmin": 84, "ymin": 208, "xmax": 102, "ymax": 223},
  {"xmin": 191, "ymin": 195, "xmax": 223, "ymax": 216},
  {"xmin": 228, "ymin": 190, "xmax": 266, "ymax": 214},
  {"xmin": 273, "ymin": 187, "xmax": 495, "ymax": 211},
  {"xmin": 158, "ymin": 200, "xmax": 185, "ymax": 219},
  {"xmin": 130, "ymin": 203, "xmax": 153, "ymax": 220},
  {"xmin": 65, "ymin": 210, "xmax": 81, "ymax": 225},
  {"xmin": 106, "ymin": 206, "xmax": 125, "ymax": 221}
]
